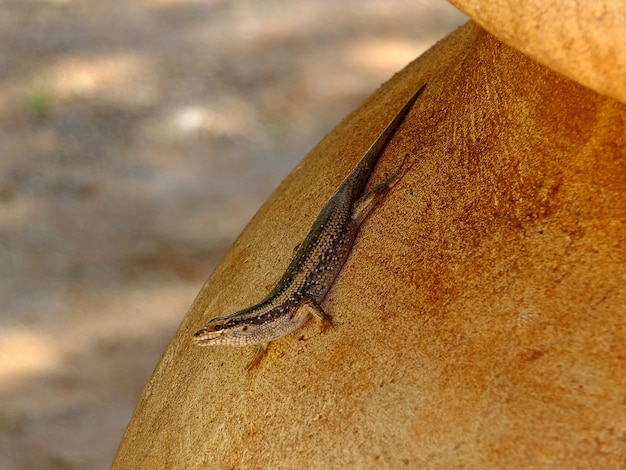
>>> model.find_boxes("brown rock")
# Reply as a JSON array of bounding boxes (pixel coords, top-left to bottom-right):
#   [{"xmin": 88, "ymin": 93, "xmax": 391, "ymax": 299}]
[
  {"xmin": 448, "ymin": 0, "xmax": 626, "ymax": 104},
  {"xmin": 112, "ymin": 23, "xmax": 626, "ymax": 468}
]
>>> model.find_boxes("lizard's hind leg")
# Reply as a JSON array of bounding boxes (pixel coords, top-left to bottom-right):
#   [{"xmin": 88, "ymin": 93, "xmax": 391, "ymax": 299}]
[{"xmin": 351, "ymin": 153, "xmax": 413, "ymax": 225}]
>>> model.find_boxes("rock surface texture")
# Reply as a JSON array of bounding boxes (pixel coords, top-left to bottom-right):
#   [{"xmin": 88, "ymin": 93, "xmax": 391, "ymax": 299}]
[
  {"xmin": 448, "ymin": 0, "xmax": 626, "ymax": 103},
  {"xmin": 113, "ymin": 21, "xmax": 626, "ymax": 469}
]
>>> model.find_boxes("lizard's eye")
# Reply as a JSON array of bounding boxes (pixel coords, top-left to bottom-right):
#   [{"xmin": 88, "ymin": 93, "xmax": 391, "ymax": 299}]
[{"xmin": 212, "ymin": 324, "xmax": 222, "ymax": 331}]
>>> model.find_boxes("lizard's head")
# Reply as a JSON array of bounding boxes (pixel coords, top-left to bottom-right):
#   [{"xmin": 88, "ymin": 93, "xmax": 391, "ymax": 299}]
[{"xmin": 192, "ymin": 316, "xmax": 257, "ymax": 347}]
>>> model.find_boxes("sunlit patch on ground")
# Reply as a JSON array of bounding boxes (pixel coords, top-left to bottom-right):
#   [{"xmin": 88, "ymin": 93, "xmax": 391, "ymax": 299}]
[{"xmin": 0, "ymin": 330, "xmax": 58, "ymax": 379}]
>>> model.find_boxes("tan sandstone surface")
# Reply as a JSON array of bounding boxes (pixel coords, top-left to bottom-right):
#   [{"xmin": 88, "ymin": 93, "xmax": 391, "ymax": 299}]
[
  {"xmin": 113, "ymin": 21, "xmax": 626, "ymax": 469},
  {"xmin": 448, "ymin": 0, "xmax": 626, "ymax": 103}
]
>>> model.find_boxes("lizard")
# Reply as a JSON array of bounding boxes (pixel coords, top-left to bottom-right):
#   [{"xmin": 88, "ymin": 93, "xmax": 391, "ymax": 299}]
[{"xmin": 193, "ymin": 83, "xmax": 426, "ymax": 368}]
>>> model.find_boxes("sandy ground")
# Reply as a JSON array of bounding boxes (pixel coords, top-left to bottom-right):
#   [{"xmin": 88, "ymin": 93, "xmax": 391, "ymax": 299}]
[{"xmin": 0, "ymin": 1, "xmax": 466, "ymax": 468}]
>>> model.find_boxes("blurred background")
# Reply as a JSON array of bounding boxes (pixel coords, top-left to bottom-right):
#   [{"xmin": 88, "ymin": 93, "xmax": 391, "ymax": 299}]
[{"xmin": 0, "ymin": 1, "xmax": 466, "ymax": 468}]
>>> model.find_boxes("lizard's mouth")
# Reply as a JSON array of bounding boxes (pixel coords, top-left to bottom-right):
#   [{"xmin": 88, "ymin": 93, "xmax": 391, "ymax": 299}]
[{"xmin": 192, "ymin": 328, "xmax": 222, "ymax": 345}]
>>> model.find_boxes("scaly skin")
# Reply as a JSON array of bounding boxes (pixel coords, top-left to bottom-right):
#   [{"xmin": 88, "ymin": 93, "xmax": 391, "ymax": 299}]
[{"xmin": 193, "ymin": 84, "xmax": 426, "ymax": 359}]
